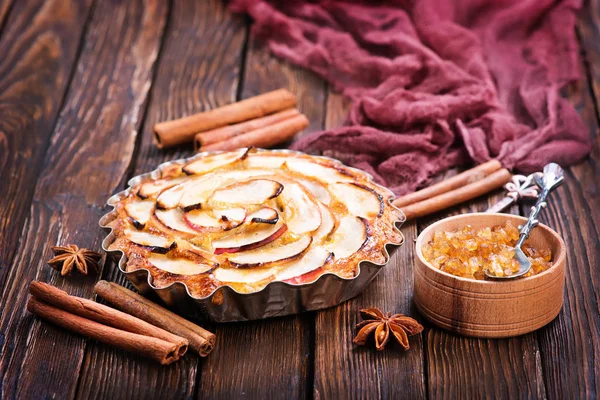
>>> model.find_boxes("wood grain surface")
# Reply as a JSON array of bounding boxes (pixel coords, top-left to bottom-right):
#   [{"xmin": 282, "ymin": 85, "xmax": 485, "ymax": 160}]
[
  {"xmin": 0, "ymin": 0, "xmax": 167, "ymax": 397},
  {"xmin": 0, "ymin": 0, "xmax": 14, "ymax": 32},
  {"xmin": 0, "ymin": 1, "xmax": 598, "ymax": 399},
  {"xmin": 0, "ymin": 0, "xmax": 92, "ymax": 294},
  {"xmin": 535, "ymin": 14, "xmax": 600, "ymax": 395},
  {"xmin": 77, "ymin": 1, "xmax": 245, "ymax": 398}
]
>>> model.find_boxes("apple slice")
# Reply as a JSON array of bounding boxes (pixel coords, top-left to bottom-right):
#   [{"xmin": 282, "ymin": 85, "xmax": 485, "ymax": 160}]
[
  {"xmin": 211, "ymin": 179, "xmax": 283, "ymax": 204},
  {"xmin": 178, "ymin": 177, "xmax": 222, "ymax": 211},
  {"xmin": 285, "ymin": 158, "xmax": 353, "ymax": 184},
  {"xmin": 313, "ymin": 203, "xmax": 335, "ymax": 242},
  {"xmin": 184, "ymin": 208, "xmax": 246, "ymax": 232},
  {"xmin": 325, "ymin": 216, "xmax": 368, "ymax": 259},
  {"xmin": 218, "ymin": 168, "xmax": 275, "ymax": 181},
  {"xmin": 182, "ymin": 149, "xmax": 246, "ymax": 175},
  {"xmin": 243, "ymin": 154, "xmax": 288, "ymax": 169},
  {"xmin": 248, "ymin": 207, "xmax": 278, "ymax": 224},
  {"xmin": 125, "ymin": 199, "xmax": 155, "ymax": 229},
  {"xmin": 330, "ymin": 182, "xmax": 383, "ymax": 218},
  {"xmin": 214, "ymin": 265, "xmax": 276, "ymax": 284},
  {"xmin": 282, "ymin": 267, "xmax": 324, "ymax": 285},
  {"xmin": 278, "ymin": 182, "xmax": 321, "ymax": 234},
  {"xmin": 124, "ymin": 229, "xmax": 176, "ymax": 253},
  {"xmin": 296, "ymin": 177, "xmax": 331, "ymax": 205},
  {"xmin": 275, "ymin": 246, "xmax": 333, "ymax": 282},
  {"xmin": 148, "ymin": 254, "xmax": 214, "ymax": 275},
  {"xmin": 137, "ymin": 176, "xmax": 188, "ymax": 199},
  {"xmin": 154, "ymin": 208, "xmax": 198, "ymax": 235},
  {"xmin": 156, "ymin": 183, "xmax": 187, "ymax": 210},
  {"xmin": 213, "ymin": 224, "xmax": 287, "ymax": 255},
  {"xmin": 227, "ymin": 236, "xmax": 311, "ymax": 266}
]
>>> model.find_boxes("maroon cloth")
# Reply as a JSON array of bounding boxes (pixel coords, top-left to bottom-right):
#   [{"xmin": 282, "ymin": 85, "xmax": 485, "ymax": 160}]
[{"xmin": 231, "ymin": 0, "xmax": 592, "ymax": 194}]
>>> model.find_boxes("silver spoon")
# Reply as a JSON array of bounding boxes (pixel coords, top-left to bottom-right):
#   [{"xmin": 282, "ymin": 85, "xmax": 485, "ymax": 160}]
[{"xmin": 485, "ymin": 163, "xmax": 564, "ymax": 279}]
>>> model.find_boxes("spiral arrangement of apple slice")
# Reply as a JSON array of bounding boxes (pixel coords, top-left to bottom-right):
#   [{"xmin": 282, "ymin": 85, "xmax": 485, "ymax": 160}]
[{"xmin": 115, "ymin": 148, "xmax": 401, "ymax": 295}]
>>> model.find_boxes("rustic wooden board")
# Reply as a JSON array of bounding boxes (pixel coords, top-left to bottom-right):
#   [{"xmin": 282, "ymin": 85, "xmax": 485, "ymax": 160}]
[
  {"xmin": 0, "ymin": 0, "xmax": 92, "ymax": 294},
  {"xmin": 578, "ymin": 0, "xmax": 600, "ymax": 106},
  {"xmin": 76, "ymin": 1, "xmax": 247, "ymax": 398},
  {"xmin": 196, "ymin": 29, "xmax": 327, "ymax": 399},
  {"xmin": 535, "ymin": 25, "xmax": 600, "ymax": 397},
  {"xmin": 0, "ymin": 0, "xmax": 167, "ymax": 398},
  {"xmin": 310, "ymin": 88, "xmax": 427, "ymax": 399},
  {"xmin": 417, "ymin": 186, "xmax": 546, "ymax": 399},
  {"xmin": 0, "ymin": 1, "xmax": 598, "ymax": 397},
  {"xmin": 0, "ymin": 0, "xmax": 14, "ymax": 31}
]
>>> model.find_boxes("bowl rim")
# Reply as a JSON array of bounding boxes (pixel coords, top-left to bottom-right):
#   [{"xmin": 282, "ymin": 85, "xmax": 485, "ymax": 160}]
[{"xmin": 415, "ymin": 212, "xmax": 566, "ymax": 284}]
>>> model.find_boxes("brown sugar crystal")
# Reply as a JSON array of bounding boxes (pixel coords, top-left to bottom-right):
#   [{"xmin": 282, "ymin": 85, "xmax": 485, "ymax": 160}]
[{"xmin": 422, "ymin": 221, "xmax": 552, "ymax": 279}]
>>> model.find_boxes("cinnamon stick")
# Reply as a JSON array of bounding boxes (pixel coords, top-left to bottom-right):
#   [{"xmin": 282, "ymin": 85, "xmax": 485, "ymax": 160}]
[
  {"xmin": 200, "ymin": 114, "xmax": 309, "ymax": 152},
  {"xmin": 394, "ymin": 160, "xmax": 503, "ymax": 208},
  {"xmin": 29, "ymin": 281, "xmax": 188, "ymax": 356},
  {"xmin": 154, "ymin": 89, "xmax": 297, "ymax": 148},
  {"xmin": 95, "ymin": 281, "xmax": 215, "ymax": 357},
  {"xmin": 27, "ymin": 297, "xmax": 182, "ymax": 365},
  {"xmin": 398, "ymin": 168, "xmax": 512, "ymax": 220},
  {"xmin": 194, "ymin": 108, "xmax": 300, "ymax": 151}
]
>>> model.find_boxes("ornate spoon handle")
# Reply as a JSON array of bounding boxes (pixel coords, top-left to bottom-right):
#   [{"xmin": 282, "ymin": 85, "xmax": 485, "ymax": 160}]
[
  {"xmin": 486, "ymin": 173, "xmax": 540, "ymax": 213},
  {"xmin": 516, "ymin": 163, "xmax": 564, "ymax": 248}
]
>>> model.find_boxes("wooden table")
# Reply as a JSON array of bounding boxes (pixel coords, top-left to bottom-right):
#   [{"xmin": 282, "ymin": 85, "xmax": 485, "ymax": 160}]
[{"xmin": 0, "ymin": 1, "xmax": 598, "ymax": 398}]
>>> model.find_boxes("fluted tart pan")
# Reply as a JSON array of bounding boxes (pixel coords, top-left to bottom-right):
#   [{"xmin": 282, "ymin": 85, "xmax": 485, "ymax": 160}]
[{"xmin": 100, "ymin": 148, "xmax": 404, "ymax": 322}]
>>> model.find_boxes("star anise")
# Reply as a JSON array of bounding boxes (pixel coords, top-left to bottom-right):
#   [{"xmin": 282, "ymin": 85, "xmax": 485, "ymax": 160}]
[
  {"xmin": 48, "ymin": 245, "xmax": 102, "ymax": 276},
  {"xmin": 353, "ymin": 308, "xmax": 423, "ymax": 351}
]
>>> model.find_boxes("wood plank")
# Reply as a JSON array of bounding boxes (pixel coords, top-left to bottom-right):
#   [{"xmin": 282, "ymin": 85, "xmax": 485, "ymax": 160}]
[
  {"xmin": 196, "ymin": 30, "xmax": 327, "ymax": 399},
  {"xmin": 0, "ymin": 0, "xmax": 14, "ymax": 32},
  {"xmin": 0, "ymin": 0, "xmax": 168, "ymax": 398},
  {"xmin": 578, "ymin": 0, "xmax": 600, "ymax": 115},
  {"xmin": 76, "ymin": 1, "xmax": 247, "ymax": 398},
  {"xmin": 535, "ymin": 20, "xmax": 600, "ymax": 396},
  {"xmin": 416, "ymin": 174, "xmax": 546, "ymax": 398},
  {"xmin": 0, "ymin": 0, "xmax": 92, "ymax": 294},
  {"xmin": 310, "ymin": 88, "xmax": 427, "ymax": 399}
]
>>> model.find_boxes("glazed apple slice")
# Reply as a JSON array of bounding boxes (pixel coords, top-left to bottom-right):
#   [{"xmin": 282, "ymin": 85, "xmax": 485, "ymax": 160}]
[
  {"xmin": 227, "ymin": 236, "xmax": 311, "ymax": 266},
  {"xmin": 178, "ymin": 177, "xmax": 222, "ymax": 211},
  {"xmin": 325, "ymin": 216, "xmax": 368, "ymax": 259},
  {"xmin": 124, "ymin": 229, "xmax": 176, "ymax": 253},
  {"xmin": 147, "ymin": 254, "xmax": 214, "ymax": 275},
  {"xmin": 275, "ymin": 246, "xmax": 333, "ymax": 282},
  {"xmin": 313, "ymin": 203, "xmax": 335, "ymax": 242},
  {"xmin": 156, "ymin": 183, "xmax": 187, "ymax": 210},
  {"xmin": 154, "ymin": 208, "xmax": 198, "ymax": 235},
  {"xmin": 278, "ymin": 182, "xmax": 321, "ymax": 234},
  {"xmin": 330, "ymin": 182, "xmax": 383, "ymax": 218},
  {"xmin": 184, "ymin": 208, "xmax": 246, "ymax": 232},
  {"xmin": 282, "ymin": 267, "xmax": 324, "ymax": 285},
  {"xmin": 296, "ymin": 177, "xmax": 331, "ymax": 205},
  {"xmin": 213, "ymin": 224, "xmax": 287, "ymax": 255},
  {"xmin": 182, "ymin": 148, "xmax": 247, "ymax": 175},
  {"xmin": 211, "ymin": 179, "xmax": 283, "ymax": 205},
  {"xmin": 243, "ymin": 154, "xmax": 287, "ymax": 169},
  {"xmin": 137, "ymin": 176, "xmax": 188, "ymax": 199},
  {"xmin": 124, "ymin": 199, "xmax": 155, "ymax": 229},
  {"xmin": 248, "ymin": 207, "xmax": 278, "ymax": 224},
  {"xmin": 285, "ymin": 158, "xmax": 354, "ymax": 184},
  {"xmin": 213, "ymin": 265, "xmax": 276, "ymax": 284}
]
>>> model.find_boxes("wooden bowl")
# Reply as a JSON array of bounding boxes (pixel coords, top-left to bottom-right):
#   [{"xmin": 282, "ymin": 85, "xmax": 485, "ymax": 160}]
[{"xmin": 414, "ymin": 213, "xmax": 566, "ymax": 338}]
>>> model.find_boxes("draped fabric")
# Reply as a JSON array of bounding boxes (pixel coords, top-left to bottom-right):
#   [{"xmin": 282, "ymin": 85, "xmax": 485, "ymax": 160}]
[{"xmin": 231, "ymin": 0, "xmax": 591, "ymax": 194}]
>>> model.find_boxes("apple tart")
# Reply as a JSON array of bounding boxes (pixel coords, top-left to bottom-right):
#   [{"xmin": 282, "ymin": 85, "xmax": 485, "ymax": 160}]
[{"xmin": 105, "ymin": 148, "xmax": 404, "ymax": 298}]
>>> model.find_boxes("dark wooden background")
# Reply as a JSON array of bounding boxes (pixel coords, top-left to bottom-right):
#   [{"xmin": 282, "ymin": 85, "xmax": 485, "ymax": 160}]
[{"xmin": 0, "ymin": 0, "xmax": 598, "ymax": 398}]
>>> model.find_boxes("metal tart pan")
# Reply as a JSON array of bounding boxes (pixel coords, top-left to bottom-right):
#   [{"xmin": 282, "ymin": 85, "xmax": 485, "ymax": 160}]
[{"xmin": 100, "ymin": 149, "xmax": 405, "ymax": 322}]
